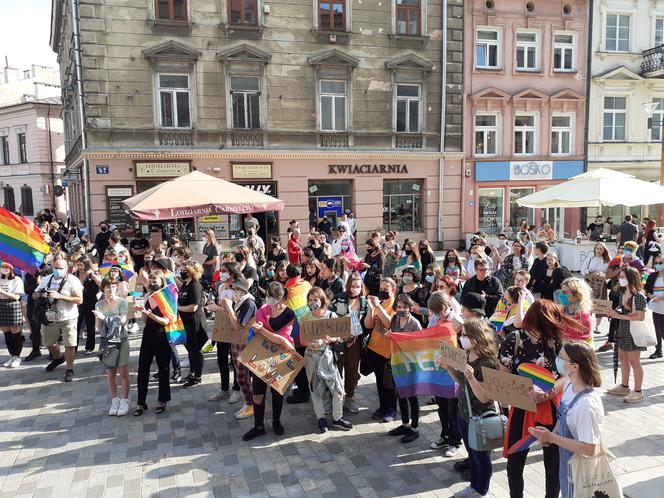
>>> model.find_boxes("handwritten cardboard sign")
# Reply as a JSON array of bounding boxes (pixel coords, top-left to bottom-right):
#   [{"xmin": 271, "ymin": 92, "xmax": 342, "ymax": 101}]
[
  {"xmin": 190, "ymin": 252, "xmax": 208, "ymax": 265},
  {"xmin": 300, "ymin": 315, "xmax": 352, "ymax": 343},
  {"xmin": 439, "ymin": 340, "xmax": 467, "ymax": 372},
  {"xmin": 592, "ymin": 299, "xmax": 613, "ymax": 315},
  {"xmin": 238, "ymin": 336, "xmax": 305, "ymax": 395},
  {"xmin": 212, "ymin": 311, "xmax": 250, "ymax": 345},
  {"xmin": 481, "ymin": 367, "xmax": 537, "ymax": 412}
]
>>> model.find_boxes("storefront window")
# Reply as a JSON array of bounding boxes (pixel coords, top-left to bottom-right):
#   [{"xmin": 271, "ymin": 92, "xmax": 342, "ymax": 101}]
[
  {"xmin": 509, "ymin": 187, "xmax": 534, "ymax": 232},
  {"xmin": 478, "ymin": 188, "xmax": 503, "ymax": 235},
  {"xmin": 383, "ymin": 180, "xmax": 423, "ymax": 232},
  {"xmin": 308, "ymin": 180, "xmax": 352, "ymax": 227}
]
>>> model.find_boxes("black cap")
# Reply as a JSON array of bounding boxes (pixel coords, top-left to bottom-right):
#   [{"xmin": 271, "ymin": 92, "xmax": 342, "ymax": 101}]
[{"xmin": 459, "ymin": 292, "xmax": 486, "ymax": 317}]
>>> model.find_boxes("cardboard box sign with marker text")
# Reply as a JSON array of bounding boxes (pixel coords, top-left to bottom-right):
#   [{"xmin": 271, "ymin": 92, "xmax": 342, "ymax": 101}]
[
  {"xmin": 238, "ymin": 336, "xmax": 305, "ymax": 395},
  {"xmin": 300, "ymin": 315, "xmax": 352, "ymax": 343},
  {"xmin": 212, "ymin": 311, "xmax": 250, "ymax": 345}
]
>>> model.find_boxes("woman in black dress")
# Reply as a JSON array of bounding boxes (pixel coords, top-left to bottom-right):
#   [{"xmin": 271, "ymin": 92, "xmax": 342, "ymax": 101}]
[
  {"xmin": 266, "ymin": 236, "xmax": 288, "ymax": 265},
  {"xmin": 418, "ymin": 240, "xmax": 436, "ymax": 279},
  {"xmin": 177, "ymin": 261, "xmax": 209, "ymax": 389},
  {"xmin": 75, "ymin": 257, "xmax": 101, "ymax": 354},
  {"xmin": 362, "ymin": 239, "xmax": 384, "ymax": 296}
]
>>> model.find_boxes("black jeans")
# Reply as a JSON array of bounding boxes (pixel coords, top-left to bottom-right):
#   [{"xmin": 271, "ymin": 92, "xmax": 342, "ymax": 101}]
[
  {"xmin": 77, "ymin": 305, "xmax": 96, "ymax": 352},
  {"xmin": 436, "ymin": 396, "xmax": 462, "ymax": 446},
  {"xmin": 252, "ymin": 374, "xmax": 284, "ymax": 427},
  {"xmin": 293, "ymin": 346, "xmax": 310, "ymax": 395},
  {"xmin": 137, "ymin": 329, "xmax": 172, "ymax": 405},
  {"xmin": 506, "ymin": 407, "xmax": 559, "ymax": 498},
  {"xmin": 398, "ymin": 396, "xmax": 419, "ymax": 428},
  {"xmin": 367, "ymin": 349, "xmax": 397, "ymax": 412},
  {"xmin": 654, "ymin": 312, "xmax": 664, "ymax": 353},
  {"xmin": 4, "ymin": 332, "xmax": 23, "ymax": 356},
  {"xmin": 27, "ymin": 302, "xmax": 41, "ymax": 352},
  {"xmin": 217, "ymin": 341, "xmax": 239, "ymax": 391},
  {"xmin": 183, "ymin": 318, "xmax": 206, "ymax": 378}
]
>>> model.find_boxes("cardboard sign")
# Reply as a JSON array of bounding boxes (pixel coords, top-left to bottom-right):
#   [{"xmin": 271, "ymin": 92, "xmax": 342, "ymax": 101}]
[
  {"xmin": 212, "ymin": 311, "xmax": 250, "ymax": 345},
  {"xmin": 439, "ymin": 340, "xmax": 467, "ymax": 372},
  {"xmin": 481, "ymin": 367, "xmax": 537, "ymax": 412},
  {"xmin": 238, "ymin": 336, "xmax": 305, "ymax": 395},
  {"xmin": 592, "ymin": 299, "xmax": 613, "ymax": 315},
  {"xmin": 300, "ymin": 315, "xmax": 352, "ymax": 343},
  {"xmin": 190, "ymin": 252, "xmax": 208, "ymax": 265}
]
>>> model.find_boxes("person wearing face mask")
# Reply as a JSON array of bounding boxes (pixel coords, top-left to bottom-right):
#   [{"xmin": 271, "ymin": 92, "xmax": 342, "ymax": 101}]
[
  {"xmin": 558, "ymin": 278, "xmax": 593, "ymax": 344},
  {"xmin": 381, "ymin": 231, "xmax": 400, "ymax": 278},
  {"xmin": 443, "ymin": 249, "xmax": 466, "ymax": 284},
  {"xmin": 74, "ymin": 258, "xmax": 101, "ymax": 354},
  {"xmin": 331, "ymin": 225, "xmax": 353, "ymax": 256},
  {"xmin": 418, "ymin": 240, "xmax": 435, "ymax": 276},
  {"xmin": 581, "ymin": 243, "xmax": 610, "ymax": 334},
  {"xmin": 129, "ymin": 229, "xmax": 150, "ymax": 271},
  {"xmin": 397, "ymin": 241, "xmax": 422, "ymax": 275},
  {"xmin": 284, "ymin": 264, "xmax": 313, "ymax": 404},
  {"xmin": 645, "ymin": 254, "xmax": 664, "ymax": 358},
  {"xmin": 258, "ymin": 261, "xmax": 277, "ymax": 301},
  {"xmin": 133, "ymin": 271, "xmax": 173, "ymax": 415},
  {"xmin": 529, "ymin": 342, "xmax": 606, "ymax": 498},
  {"xmin": 235, "ymin": 246, "xmax": 259, "ymax": 299},
  {"xmin": 94, "ymin": 222, "xmax": 112, "ymax": 264},
  {"xmin": 361, "ymin": 239, "xmax": 384, "ymax": 296},
  {"xmin": 267, "ymin": 237, "xmax": 287, "ymax": 265},
  {"xmin": 604, "ymin": 267, "xmax": 648, "ymax": 403},
  {"xmin": 301, "ymin": 288, "xmax": 354, "ymax": 433},
  {"xmin": 93, "ymin": 277, "xmax": 130, "ymax": 416},
  {"xmin": 139, "ymin": 250, "xmax": 155, "ymax": 291},
  {"xmin": 34, "ymin": 257, "xmax": 84, "ymax": 382},
  {"xmin": 319, "ymin": 258, "xmax": 345, "ymax": 301},
  {"xmin": 108, "ymin": 266, "xmax": 129, "ymax": 299},
  {"xmin": 177, "ymin": 262, "xmax": 209, "ymax": 389},
  {"xmin": 398, "ymin": 266, "xmax": 427, "ymax": 326},
  {"xmin": 439, "ymin": 319, "xmax": 499, "ymax": 498},
  {"xmin": 364, "ymin": 278, "xmax": 398, "ymax": 422},
  {"xmin": 0, "ymin": 263, "xmax": 25, "ymax": 368},
  {"xmin": 201, "ymin": 230, "xmax": 219, "ymax": 287}
]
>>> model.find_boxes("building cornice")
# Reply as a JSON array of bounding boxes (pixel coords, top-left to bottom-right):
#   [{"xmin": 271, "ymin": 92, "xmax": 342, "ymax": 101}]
[{"xmin": 81, "ymin": 149, "xmax": 464, "ymax": 161}]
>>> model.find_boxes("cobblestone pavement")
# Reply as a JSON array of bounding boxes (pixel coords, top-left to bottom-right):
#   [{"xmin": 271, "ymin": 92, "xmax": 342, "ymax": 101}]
[{"xmin": 0, "ymin": 322, "xmax": 663, "ymax": 498}]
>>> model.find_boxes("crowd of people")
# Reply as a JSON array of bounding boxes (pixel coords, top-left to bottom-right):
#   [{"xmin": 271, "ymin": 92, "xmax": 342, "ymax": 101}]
[{"xmin": 3, "ymin": 210, "xmax": 649, "ymax": 498}]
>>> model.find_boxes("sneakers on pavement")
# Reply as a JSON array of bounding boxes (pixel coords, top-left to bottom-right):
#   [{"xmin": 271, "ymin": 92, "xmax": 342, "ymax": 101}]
[
  {"xmin": 388, "ymin": 424, "xmax": 411, "ymax": 436},
  {"xmin": 24, "ymin": 350, "xmax": 42, "ymax": 362},
  {"xmin": 453, "ymin": 459, "xmax": 470, "ymax": 472},
  {"xmin": 201, "ymin": 342, "xmax": 216, "ymax": 353},
  {"xmin": 170, "ymin": 371, "xmax": 182, "ymax": 383},
  {"xmin": 401, "ymin": 428, "xmax": 419, "ymax": 443},
  {"xmin": 382, "ymin": 409, "xmax": 398, "ymax": 423},
  {"xmin": 3, "ymin": 356, "xmax": 14, "ymax": 367},
  {"xmin": 117, "ymin": 398, "xmax": 130, "ymax": 416},
  {"xmin": 649, "ymin": 350, "xmax": 663, "ymax": 359},
  {"xmin": 242, "ymin": 426, "xmax": 266, "ymax": 441},
  {"xmin": 454, "ymin": 486, "xmax": 477, "ymax": 498},
  {"xmin": 109, "ymin": 397, "xmax": 120, "ymax": 416},
  {"xmin": 64, "ymin": 369, "xmax": 75, "ymax": 382},
  {"xmin": 183, "ymin": 376, "xmax": 201, "ymax": 389},
  {"xmin": 229, "ymin": 390, "xmax": 243, "ymax": 404},
  {"xmin": 343, "ymin": 397, "xmax": 359, "ymax": 414},
  {"xmin": 431, "ymin": 437, "xmax": 449, "ymax": 450},
  {"xmin": 445, "ymin": 445, "xmax": 460, "ymax": 457},
  {"xmin": 624, "ymin": 390, "xmax": 645, "ymax": 403},
  {"xmin": 208, "ymin": 389, "xmax": 229, "ymax": 401},
  {"xmin": 9, "ymin": 356, "xmax": 21, "ymax": 368},
  {"xmin": 371, "ymin": 407, "xmax": 386, "ymax": 420},
  {"xmin": 45, "ymin": 356, "xmax": 65, "ymax": 372},
  {"xmin": 234, "ymin": 404, "xmax": 254, "ymax": 420},
  {"xmin": 332, "ymin": 418, "xmax": 353, "ymax": 431},
  {"xmin": 607, "ymin": 384, "xmax": 630, "ymax": 396},
  {"xmin": 128, "ymin": 323, "xmax": 140, "ymax": 334},
  {"xmin": 317, "ymin": 418, "xmax": 329, "ymax": 434}
]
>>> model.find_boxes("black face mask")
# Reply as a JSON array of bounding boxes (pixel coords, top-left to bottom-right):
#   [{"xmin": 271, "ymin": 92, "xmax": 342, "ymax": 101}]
[
  {"xmin": 101, "ymin": 227, "xmax": 108, "ymax": 232},
  {"xmin": 180, "ymin": 270, "xmax": 190, "ymax": 280},
  {"xmin": 235, "ymin": 253, "xmax": 245, "ymax": 262},
  {"xmin": 378, "ymin": 290, "xmax": 390, "ymax": 300},
  {"xmin": 271, "ymin": 243, "xmax": 278, "ymax": 248},
  {"xmin": 405, "ymin": 249, "xmax": 413, "ymax": 255},
  {"xmin": 148, "ymin": 283, "xmax": 161, "ymax": 291}
]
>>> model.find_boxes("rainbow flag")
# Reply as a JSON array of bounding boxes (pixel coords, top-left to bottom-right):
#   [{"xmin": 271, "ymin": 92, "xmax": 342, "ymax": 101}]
[
  {"xmin": 507, "ymin": 434, "xmax": 539, "ymax": 455},
  {"xmin": 148, "ymin": 283, "xmax": 178, "ymax": 321},
  {"xmin": 165, "ymin": 315, "xmax": 186, "ymax": 346},
  {"xmin": 285, "ymin": 277, "xmax": 312, "ymax": 322},
  {"xmin": 99, "ymin": 262, "xmax": 135, "ymax": 280},
  {"xmin": 0, "ymin": 208, "xmax": 49, "ymax": 274},
  {"xmin": 388, "ymin": 323, "xmax": 458, "ymax": 399},
  {"xmin": 517, "ymin": 363, "xmax": 556, "ymax": 391}
]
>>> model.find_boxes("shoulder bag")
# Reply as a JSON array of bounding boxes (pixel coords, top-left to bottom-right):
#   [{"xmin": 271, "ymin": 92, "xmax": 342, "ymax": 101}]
[
  {"xmin": 569, "ymin": 438, "xmax": 623, "ymax": 498},
  {"xmin": 629, "ymin": 308, "xmax": 657, "ymax": 347},
  {"xmin": 464, "ymin": 382, "xmax": 507, "ymax": 451}
]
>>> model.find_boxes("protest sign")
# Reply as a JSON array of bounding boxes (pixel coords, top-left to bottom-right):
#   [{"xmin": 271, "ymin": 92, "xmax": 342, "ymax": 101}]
[
  {"xmin": 481, "ymin": 367, "xmax": 537, "ymax": 412},
  {"xmin": 212, "ymin": 311, "xmax": 249, "ymax": 345},
  {"xmin": 238, "ymin": 336, "xmax": 304, "ymax": 395},
  {"xmin": 592, "ymin": 299, "xmax": 613, "ymax": 315},
  {"xmin": 190, "ymin": 252, "xmax": 208, "ymax": 265},
  {"xmin": 439, "ymin": 339, "xmax": 467, "ymax": 372},
  {"xmin": 300, "ymin": 315, "xmax": 351, "ymax": 343}
]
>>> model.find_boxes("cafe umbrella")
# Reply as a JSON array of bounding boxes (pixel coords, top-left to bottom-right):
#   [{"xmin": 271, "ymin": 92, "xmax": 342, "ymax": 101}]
[{"xmin": 120, "ymin": 170, "xmax": 285, "ymax": 220}]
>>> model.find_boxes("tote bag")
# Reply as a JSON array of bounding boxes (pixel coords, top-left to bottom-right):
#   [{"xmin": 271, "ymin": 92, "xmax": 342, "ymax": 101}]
[
  {"xmin": 629, "ymin": 309, "xmax": 657, "ymax": 347},
  {"xmin": 570, "ymin": 439, "xmax": 623, "ymax": 498}
]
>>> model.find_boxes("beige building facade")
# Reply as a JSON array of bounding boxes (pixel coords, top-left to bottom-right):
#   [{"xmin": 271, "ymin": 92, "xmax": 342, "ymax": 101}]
[{"xmin": 51, "ymin": 0, "xmax": 465, "ymax": 247}]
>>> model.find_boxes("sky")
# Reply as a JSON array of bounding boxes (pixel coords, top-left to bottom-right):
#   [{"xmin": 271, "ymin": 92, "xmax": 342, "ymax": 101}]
[{"xmin": 0, "ymin": 0, "xmax": 58, "ymax": 71}]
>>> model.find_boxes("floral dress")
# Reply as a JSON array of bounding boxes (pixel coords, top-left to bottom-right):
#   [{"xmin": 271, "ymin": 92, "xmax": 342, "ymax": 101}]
[
  {"xmin": 499, "ymin": 329, "xmax": 561, "ymax": 378},
  {"xmin": 614, "ymin": 291, "xmax": 647, "ymax": 352}
]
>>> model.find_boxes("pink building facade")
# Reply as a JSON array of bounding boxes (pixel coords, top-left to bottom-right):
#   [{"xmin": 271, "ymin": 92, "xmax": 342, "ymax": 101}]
[{"xmin": 462, "ymin": 0, "xmax": 588, "ymax": 238}]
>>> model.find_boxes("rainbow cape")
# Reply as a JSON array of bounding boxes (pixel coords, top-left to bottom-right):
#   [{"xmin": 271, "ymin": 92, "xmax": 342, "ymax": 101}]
[
  {"xmin": 517, "ymin": 363, "xmax": 556, "ymax": 391},
  {"xmin": 388, "ymin": 323, "xmax": 458, "ymax": 399},
  {"xmin": 0, "ymin": 208, "xmax": 49, "ymax": 274},
  {"xmin": 148, "ymin": 283, "xmax": 178, "ymax": 321},
  {"xmin": 165, "ymin": 315, "xmax": 187, "ymax": 346},
  {"xmin": 99, "ymin": 262, "xmax": 135, "ymax": 280},
  {"xmin": 507, "ymin": 433, "xmax": 539, "ymax": 455}
]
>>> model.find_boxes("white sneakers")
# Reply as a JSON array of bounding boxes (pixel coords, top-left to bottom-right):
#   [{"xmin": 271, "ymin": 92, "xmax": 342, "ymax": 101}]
[
  {"xmin": 229, "ymin": 390, "xmax": 243, "ymax": 404},
  {"xmin": 623, "ymin": 390, "xmax": 645, "ymax": 403},
  {"xmin": 208, "ymin": 389, "xmax": 230, "ymax": 401},
  {"xmin": 109, "ymin": 398, "xmax": 130, "ymax": 416},
  {"xmin": 454, "ymin": 486, "xmax": 485, "ymax": 498},
  {"xmin": 3, "ymin": 356, "xmax": 20, "ymax": 368},
  {"xmin": 128, "ymin": 323, "xmax": 140, "ymax": 333}
]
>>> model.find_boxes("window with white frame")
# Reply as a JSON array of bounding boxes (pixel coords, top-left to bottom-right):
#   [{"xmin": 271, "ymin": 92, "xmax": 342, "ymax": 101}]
[
  {"xmin": 319, "ymin": 80, "xmax": 347, "ymax": 132},
  {"xmin": 553, "ymin": 32, "xmax": 575, "ymax": 71},
  {"xmin": 516, "ymin": 31, "xmax": 538, "ymax": 71},
  {"xmin": 602, "ymin": 96, "xmax": 626, "ymax": 141},
  {"xmin": 656, "ymin": 18, "xmax": 664, "ymax": 46},
  {"xmin": 474, "ymin": 114, "xmax": 498, "ymax": 155},
  {"xmin": 650, "ymin": 97, "xmax": 664, "ymax": 140},
  {"xmin": 476, "ymin": 28, "xmax": 500, "ymax": 69},
  {"xmin": 230, "ymin": 76, "xmax": 261, "ymax": 129},
  {"xmin": 157, "ymin": 74, "xmax": 191, "ymax": 128},
  {"xmin": 605, "ymin": 14, "xmax": 630, "ymax": 52},
  {"xmin": 514, "ymin": 114, "xmax": 536, "ymax": 155},
  {"xmin": 551, "ymin": 115, "xmax": 572, "ymax": 155},
  {"xmin": 395, "ymin": 84, "xmax": 421, "ymax": 133}
]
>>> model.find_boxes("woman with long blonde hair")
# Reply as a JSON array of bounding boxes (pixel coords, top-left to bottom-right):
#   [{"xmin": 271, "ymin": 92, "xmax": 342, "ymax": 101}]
[{"xmin": 559, "ymin": 277, "xmax": 593, "ymax": 344}]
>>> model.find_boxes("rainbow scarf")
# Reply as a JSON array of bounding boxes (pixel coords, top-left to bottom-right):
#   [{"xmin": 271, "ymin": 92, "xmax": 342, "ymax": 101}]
[
  {"xmin": 517, "ymin": 363, "xmax": 556, "ymax": 391},
  {"xmin": 99, "ymin": 261, "xmax": 135, "ymax": 280},
  {"xmin": 148, "ymin": 283, "xmax": 178, "ymax": 321},
  {"xmin": 0, "ymin": 208, "xmax": 49, "ymax": 274},
  {"xmin": 388, "ymin": 323, "xmax": 458, "ymax": 398}
]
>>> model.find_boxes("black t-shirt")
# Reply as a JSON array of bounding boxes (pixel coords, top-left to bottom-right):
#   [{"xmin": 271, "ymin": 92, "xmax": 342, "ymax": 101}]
[
  {"xmin": 311, "ymin": 245, "xmax": 326, "ymax": 262},
  {"xmin": 269, "ymin": 307, "xmax": 295, "ymax": 333},
  {"xmin": 320, "ymin": 276, "xmax": 345, "ymax": 301},
  {"xmin": 242, "ymin": 266, "xmax": 260, "ymax": 299},
  {"xmin": 317, "ymin": 220, "xmax": 332, "ymax": 236},
  {"xmin": 144, "ymin": 305, "xmax": 165, "ymax": 334},
  {"xmin": 129, "ymin": 237, "xmax": 150, "ymax": 268},
  {"xmin": 178, "ymin": 280, "xmax": 204, "ymax": 321},
  {"xmin": 95, "ymin": 231, "xmax": 111, "ymax": 254},
  {"xmin": 202, "ymin": 243, "xmax": 219, "ymax": 277},
  {"xmin": 267, "ymin": 249, "xmax": 287, "ymax": 264}
]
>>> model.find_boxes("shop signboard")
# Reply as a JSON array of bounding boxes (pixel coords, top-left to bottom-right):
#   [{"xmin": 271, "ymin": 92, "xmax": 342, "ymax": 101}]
[
  {"xmin": 106, "ymin": 186, "xmax": 134, "ymax": 230},
  {"xmin": 198, "ymin": 216, "xmax": 230, "ymax": 239},
  {"xmin": 232, "ymin": 163, "xmax": 272, "ymax": 179},
  {"xmin": 478, "ymin": 200, "xmax": 500, "ymax": 232},
  {"xmin": 135, "ymin": 161, "xmax": 190, "ymax": 178},
  {"xmin": 509, "ymin": 161, "xmax": 553, "ymax": 181}
]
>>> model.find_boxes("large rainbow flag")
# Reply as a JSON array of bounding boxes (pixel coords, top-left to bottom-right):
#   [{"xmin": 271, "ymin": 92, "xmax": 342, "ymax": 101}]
[
  {"xmin": 0, "ymin": 208, "xmax": 49, "ymax": 273},
  {"xmin": 148, "ymin": 283, "xmax": 178, "ymax": 321},
  {"xmin": 388, "ymin": 323, "xmax": 458, "ymax": 399}
]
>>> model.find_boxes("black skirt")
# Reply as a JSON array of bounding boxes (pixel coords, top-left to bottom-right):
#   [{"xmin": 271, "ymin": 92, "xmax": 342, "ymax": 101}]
[{"xmin": 0, "ymin": 298, "xmax": 23, "ymax": 327}]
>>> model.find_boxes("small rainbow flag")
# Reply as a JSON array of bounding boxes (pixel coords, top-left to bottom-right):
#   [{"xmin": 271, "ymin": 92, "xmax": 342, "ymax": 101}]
[
  {"xmin": 517, "ymin": 363, "xmax": 556, "ymax": 391},
  {"xmin": 388, "ymin": 323, "xmax": 458, "ymax": 399},
  {"xmin": 489, "ymin": 308, "xmax": 509, "ymax": 333},
  {"xmin": 165, "ymin": 315, "xmax": 186, "ymax": 346},
  {"xmin": 99, "ymin": 262, "xmax": 135, "ymax": 280},
  {"xmin": 148, "ymin": 283, "xmax": 178, "ymax": 321},
  {"xmin": 0, "ymin": 207, "xmax": 49, "ymax": 274},
  {"xmin": 507, "ymin": 434, "xmax": 538, "ymax": 455}
]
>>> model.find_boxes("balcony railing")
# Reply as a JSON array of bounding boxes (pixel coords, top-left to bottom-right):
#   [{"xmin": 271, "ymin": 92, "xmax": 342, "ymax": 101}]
[
  {"xmin": 319, "ymin": 132, "xmax": 350, "ymax": 148},
  {"xmin": 394, "ymin": 133, "xmax": 424, "ymax": 149},
  {"xmin": 158, "ymin": 130, "xmax": 195, "ymax": 146},
  {"xmin": 641, "ymin": 45, "xmax": 664, "ymax": 77},
  {"xmin": 230, "ymin": 130, "xmax": 264, "ymax": 147}
]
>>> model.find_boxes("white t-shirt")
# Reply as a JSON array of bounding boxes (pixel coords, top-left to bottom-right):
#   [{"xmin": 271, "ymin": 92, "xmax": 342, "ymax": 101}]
[
  {"xmin": 35, "ymin": 273, "xmax": 84, "ymax": 322},
  {"xmin": 649, "ymin": 276, "xmax": 664, "ymax": 315},
  {"xmin": 0, "ymin": 276, "xmax": 24, "ymax": 295},
  {"xmin": 560, "ymin": 382, "xmax": 604, "ymax": 445}
]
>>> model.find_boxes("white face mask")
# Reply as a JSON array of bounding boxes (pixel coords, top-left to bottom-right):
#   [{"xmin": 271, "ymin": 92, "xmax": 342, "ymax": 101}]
[
  {"xmin": 460, "ymin": 336, "xmax": 473, "ymax": 350},
  {"xmin": 218, "ymin": 272, "xmax": 230, "ymax": 282},
  {"xmin": 266, "ymin": 297, "xmax": 278, "ymax": 306},
  {"xmin": 618, "ymin": 277, "xmax": 628, "ymax": 287},
  {"xmin": 0, "ymin": 269, "xmax": 9, "ymax": 276}
]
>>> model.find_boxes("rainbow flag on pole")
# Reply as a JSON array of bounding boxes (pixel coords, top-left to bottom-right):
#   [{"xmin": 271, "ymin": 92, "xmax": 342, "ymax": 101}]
[
  {"xmin": 148, "ymin": 283, "xmax": 178, "ymax": 321},
  {"xmin": 388, "ymin": 323, "xmax": 459, "ymax": 399},
  {"xmin": 0, "ymin": 207, "xmax": 49, "ymax": 273},
  {"xmin": 165, "ymin": 315, "xmax": 187, "ymax": 346}
]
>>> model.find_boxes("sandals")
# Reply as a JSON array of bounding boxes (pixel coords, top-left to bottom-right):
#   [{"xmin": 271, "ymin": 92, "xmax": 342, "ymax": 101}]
[
  {"xmin": 155, "ymin": 403, "xmax": 167, "ymax": 414},
  {"xmin": 133, "ymin": 404, "xmax": 148, "ymax": 417}
]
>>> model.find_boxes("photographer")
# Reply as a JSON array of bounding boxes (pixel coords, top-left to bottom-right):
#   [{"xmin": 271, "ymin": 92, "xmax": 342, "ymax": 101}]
[{"xmin": 33, "ymin": 257, "xmax": 83, "ymax": 382}]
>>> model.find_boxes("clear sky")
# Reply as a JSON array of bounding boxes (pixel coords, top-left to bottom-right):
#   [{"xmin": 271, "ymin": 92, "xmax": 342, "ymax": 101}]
[{"xmin": 0, "ymin": 0, "xmax": 58, "ymax": 70}]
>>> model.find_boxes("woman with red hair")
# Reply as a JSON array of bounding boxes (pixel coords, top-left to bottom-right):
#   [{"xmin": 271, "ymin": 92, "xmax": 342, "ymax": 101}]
[
  {"xmin": 498, "ymin": 300, "xmax": 585, "ymax": 498},
  {"xmin": 434, "ymin": 271, "xmax": 461, "ymax": 315}
]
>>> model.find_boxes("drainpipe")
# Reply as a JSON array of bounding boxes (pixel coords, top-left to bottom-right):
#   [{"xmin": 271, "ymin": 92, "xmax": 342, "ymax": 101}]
[
  {"xmin": 581, "ymin": 0, "xmax": 594, "ymax": 229},
  {"xmin": 46, "ymin": 103, "xmax": 56, "ymax": 210},
  {"xmin": 438, "ymin": 0, "xmax": 448, "ymax": 249},
  {"xmin": 71, "ymin": 0, "xmax": 92, "ymax": 229}
]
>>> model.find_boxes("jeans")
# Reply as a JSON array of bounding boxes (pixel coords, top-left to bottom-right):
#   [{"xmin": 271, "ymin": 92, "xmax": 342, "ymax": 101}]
[
  {"xmin": 457, "ymin": 416, "xmax": 493, "ymax": 495},
  {"xmin": 137, "ymin": 328, "xmax": 171, "ymax": 405},
  {"xmin": 654, "ymin": 312, "xmax": 664, "ymax": 353},
  {"xmin": 436, "ymin": 396, "xmax": 462, "ymax": 446},
  {"xmin": 217, "ymin": 341, "xmax": 239, "ymax": 391},
  {"xmin": 398, "ymin": 396, "xmax": 419, "ymax": 428},
  {"xmin": 77, "ymin": 304, "xmax": 96, "ymax": 352}
]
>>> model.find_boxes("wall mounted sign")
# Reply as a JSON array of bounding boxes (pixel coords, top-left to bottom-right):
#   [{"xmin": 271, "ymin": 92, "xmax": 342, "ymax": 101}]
[
  {"xmin": 509, "ymin": 161, "xmax": 554, "ymax": 181},
  {"xmin": 135, "ymin": 161, "xmax": 190, "ymax": 178},
  {"xmin": 232, "ymin": 163, "xmax": 273, "ymax": 179},
  {"xmin": 328, "ymin": 164, "xmax": 409, "ymax": 174},
  {"xmin": 96, "ymin": 165, "xmax": 109, "ymax": 175},
  {"xmin": 106, "ymin": 186, "xmax": 134, "ymax": 229}
]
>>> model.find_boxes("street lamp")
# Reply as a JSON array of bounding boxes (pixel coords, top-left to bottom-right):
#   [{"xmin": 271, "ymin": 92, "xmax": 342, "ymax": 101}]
[{"xmin": 644, "ymin": 101, "xmax": 664, "ymax": 225}]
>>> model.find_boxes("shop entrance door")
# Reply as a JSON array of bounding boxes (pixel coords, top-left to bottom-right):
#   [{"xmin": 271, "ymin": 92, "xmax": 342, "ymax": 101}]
[{"xmin": 542, "ymin": 207, "xmax": 565, "ymax": 238}]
